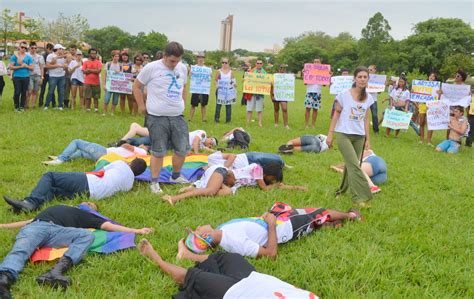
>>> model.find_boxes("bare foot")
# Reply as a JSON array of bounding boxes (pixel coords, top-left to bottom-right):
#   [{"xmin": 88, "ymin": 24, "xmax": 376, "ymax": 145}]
[
  {"xmin": 162, "ymin": 195, "xmax": 175, "ymax": 205},
  {"xmin": 177, "ymin": 238, "xmax": 192, "ymax": 260}
]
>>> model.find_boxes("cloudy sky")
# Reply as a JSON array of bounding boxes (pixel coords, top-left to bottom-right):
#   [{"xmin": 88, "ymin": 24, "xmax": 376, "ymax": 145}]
[{"xmin": 4, "ymin": 0, "xmax": 473, "ymax": 51}]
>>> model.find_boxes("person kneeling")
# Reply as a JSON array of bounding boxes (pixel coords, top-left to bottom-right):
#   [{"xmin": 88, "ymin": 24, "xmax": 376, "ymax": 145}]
[{"xmin": 436, "ymin": 106, "xmax": 468, "ymax": 154}]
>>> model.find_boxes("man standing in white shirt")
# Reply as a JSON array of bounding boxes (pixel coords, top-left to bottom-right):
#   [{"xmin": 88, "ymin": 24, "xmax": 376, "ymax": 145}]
[
  {"xmin": 134, "ymin": 42, "xmax": 190, "ymax": 193},
  {"xmin": 44, "ymin": 44, "xmax": 68, "ymax": 110}
]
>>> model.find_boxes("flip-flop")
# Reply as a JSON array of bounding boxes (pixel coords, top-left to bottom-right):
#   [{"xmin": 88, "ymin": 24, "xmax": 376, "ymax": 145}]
[{"xmin": 278, "ymin": 144, "xmax": 294, "ymax": 154}]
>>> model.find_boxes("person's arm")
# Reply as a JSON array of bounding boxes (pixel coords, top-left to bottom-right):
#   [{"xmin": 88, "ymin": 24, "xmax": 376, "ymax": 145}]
[
  {"xmin": 364, "ymin": 109, "xmax": 371, "ymax": 150},
  {"xmin": 100, "ymin": 221, "xmax": 153, "ymax": 235},
  {"xmin": 327, "ymin": 101, "xmax": 342, "ymax": 148},
  {"xmin": 191, "ymin": 136, "xmax": 201, "ymax": 154},
  {"xmin": 222, "ymin": 153, "xmax": 237, "ymax": 169},
  {"xmin": 0, "ymin": 219, "xmax": 33, "ymax": 229},
  {"xmin": 182, "ymin": 83, "xmax": 187, "ymax": 103},
  {"xmin": 256, "ymin": 180, "xmax": 308, "ymax": 192},
  {"xmin": 448, "ymin": 119, "xmax": 468, "ymax": 135},
  {"xmin": 133, "ymin": 79, "xmax": 146, "ymax": 115},
  {"xmin": 256, "ymin": 213, "xmax": 277, "ymax": 259},
  {"xmin": 39, "ymin": 60, "xmax": 45, "ymax": 80},
  {"xmin": 102, "ymin": 66, "xmax": 108, "ymax": 90},
  {"xmin": 25, "ymin": 58, "xmax": 33, "ymax": 71}
]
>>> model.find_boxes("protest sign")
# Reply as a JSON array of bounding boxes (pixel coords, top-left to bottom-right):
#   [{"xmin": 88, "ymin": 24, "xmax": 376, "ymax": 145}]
[
  {"xmin": 217, "ymin": 79, "xmax": 237, "ymax": 105},
  {"xmin": 410, "ymin": 80, "xmax": 441, "ymax": 102},
  {"xmin": 243, "ymin": 72, "xmax": 273, "ymax": 95},
  {"xmin": 381, "ymin": 108, "xmax": 413, "ymax": 130},
  {"xmin": 367, "ymin": 74, "xmax": 386, "ymax": 93},
  {"xmin": 189, "ymin": 66, "xmax": 212, "ymax": 95},
  {"xmin": 330, "ymin": 76, "xmax": 353, "ymax": 94},
  {"xmin": 105, "ymin": 71, "xmax": 133, "ymax": 94},
  {"xmin": 303, "ymin": 64, "xmax": 331, "ymax": 85},
  {"xmin": 469, "ymin": 97, "xmax": 474, "ymax": 115},
  {"xmin": 273, "ymin": 73, "xmax": 295, "ymax": 101},
  {"xmin": 441, "ymin": 83, "xmax": 471, "ymax": 107},
  {"xmin": 427, "ymin": 101, "xmax": 449, "ymax": 130}
]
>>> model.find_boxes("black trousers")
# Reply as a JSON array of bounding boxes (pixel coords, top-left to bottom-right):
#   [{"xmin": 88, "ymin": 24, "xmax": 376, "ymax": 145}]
[
  {"xmin": 466, "ymin": 114, "xmax": 474, "ymax": 146},
  {"xmin": 13, "ymin": 77, "xmax": 29, "ymax": 109},
  {"xmin": 39, "ymin": 73, "xmax": 55, "ymax": 107},
  {"xmin": 0, "ymin": 76, "xmax": 5, "ymax": 96},
  {"xmin": 173, "ymin": 252, "xmax": 255, "ymax": 299}
]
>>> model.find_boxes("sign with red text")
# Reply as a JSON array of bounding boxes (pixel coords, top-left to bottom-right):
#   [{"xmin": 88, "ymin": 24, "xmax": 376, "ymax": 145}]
[
  {"xmin": 243, "ymin": 72, "xmax": 273, "ymax": 95},
  {"xmin": 303, "ymin": 63, "xmax": 331, "ymax": 85},
  {"xmin": 427, "ymin": 101, "xmax": 449, "ymax": 130},
  {"xmin": 105, "ymin": 71, "xmax": 133, "ymax": 94}
]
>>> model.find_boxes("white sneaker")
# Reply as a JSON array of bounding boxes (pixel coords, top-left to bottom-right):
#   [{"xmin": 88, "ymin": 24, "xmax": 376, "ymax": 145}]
[
  {"xmin": 48, "ymin": 155, "xmax": 58, "ymax": 160},
  {"xmin": 169, "ymin": 175, "xmax": 189, "ymax": 184},
  {"xmin": 59, "ymin": 107, "xmax": 63, "ymax": 111},
  {"xmin": 150, "ymin": 182, "xmax": 163, "ymax": 193},
  {"xmin": 42, "ymin": 159, "xmax": 64, "ymax": 165},
  {"xmin": 43, "ymin": 107, "xmax": 48, "ymax": 111},
  {"xmin": 94, "ymin": 108, "xmax": 99, "ymax": 113}
]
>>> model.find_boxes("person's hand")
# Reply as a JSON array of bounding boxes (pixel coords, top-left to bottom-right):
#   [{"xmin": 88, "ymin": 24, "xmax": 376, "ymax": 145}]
[
  {"xmin": 365, "ymin": 142, "xmax": 371, "ymax": 150},
  {"xmin": 135, "ymin": 227, "xmax": 153, "ymax": 235},
  {"xmin": 262, "ymin": 212, "xmax": 276, "ymax": 226},
  {"xmin": 326, "ymin": 135, "xmax": 333, "ymax": 148},
  {"xmin": 298, "ymin": 186, "xmax": 309, "ymax": 192},
  {"xmin": 138, "ymin": 105, "xmax": 147, "ymax": 115}
]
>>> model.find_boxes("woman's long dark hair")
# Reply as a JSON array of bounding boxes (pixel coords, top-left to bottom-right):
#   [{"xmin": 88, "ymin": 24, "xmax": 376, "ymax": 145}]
[{"xmin": 352, "ymin": 66, "xmax": 369, "ymax": 102}]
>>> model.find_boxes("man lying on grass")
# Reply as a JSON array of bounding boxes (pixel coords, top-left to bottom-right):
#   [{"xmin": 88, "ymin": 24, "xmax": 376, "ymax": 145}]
[
  {"xmin": 176, "ymin": 202, "xmax": 362, "ymax": 260},
  {"xmin": 3, "ymin": 159, "xmax": 147, "ymax": 213},
  {"xmin": 0, "ymin": 202, "xmax": 152, "ymax": 299}
]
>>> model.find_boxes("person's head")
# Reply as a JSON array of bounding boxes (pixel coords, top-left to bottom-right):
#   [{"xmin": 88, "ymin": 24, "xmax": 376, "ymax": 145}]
[
  {"xmin": 204, "ymin": 137, "xmax": 218, "ymax": 148},
  {"xmin": 313, "ymin": 58, "xmax": 321, "ymax": 64},
  {"xmin": 451, "ymin": 105, "xmax": 464, "ymax": 117},
  {"xmin": 111, "ymin": 50, "xmax": 120, "ymax": 62},
  {"xmin": 185, "ymin": 225, "xmax": 216, "ymax": 253},
  {"xmin": 46, "ymin": 43, "xmax": 54, "ymax": 52},
  {"xmin": 221, "ymin": 57, "xmax": 229, "ymax": 68},
  {"xmin": 53, "ymin": 44, "xmax": 65, "ymax": 55},
  {"xmin": 134, "ymin": 54, "xmax": 143, "ymax": 65},
  {"xmin": 80, "ymin": 201, "xmax": 99, "ymax": 211},
  {"xmin": 163, "ymin": 41, "xmax": 184, "ymax": 69},
  {"xmin": 69, "ymin": 45, "xmax": 77, "ymax": 55},
  {"xmin": 455, "ymin": 69, "xmax": 467, "ymax": 83},
  {"xmin": 428, "ymin": 72, "xmax": 439, "ymax": 81},
  {"xmin": 196, "ymin": 52, "xmax": 205, "ymax": 65},
  {"xmin": 142, "ymin": 52, "xmax": 150, "ymax": 63},
  {"xmin": 397, "ymin": 76, "xmax": 407, "ymax": 90},
  {"xmin": 262, "ymin": 163, "xmax": 283, "ymax": 185},
  {"xmin": 224, "ymin": 171, "xmax": 236, "ymax": 187},
  {"xmin": 76, "ymin": 49, "xmax": 83, "ymax": 61},
  {"xmin": 278, "ymin": 64, "xmax": 287, "ymax": 73},
  {"xmin": 129, "ymin": 158, "xmax": 147, "ymax": 176},
  {"xmin": 120, "ymin": 52, "xmax": 129, "ymax": 63},
  {"xmin": 341, "ymin": 68, "xmax": 350, "ymax": 76},
  {"xmin": 154, "ymin": 50, "xmax": 163, "ymax": 61},
  {"xmin": 19, "ymin": 41, "xmax": 28, "ymax": 53},
  {"xmin": 368, "ymin": 64, "xmax": 377, "ymax": 74},
  {"xmin": 88, "ymin": 48, "xmax": 98, "ymax": 60},
  {"xmin": 255, "ymin": 59, "xmax": 263, "ymax": 70},
  {"xmin": 351, "ymin": 66, "xmax": 369, "ymax": 102},
  {"xmin": 29, "ymin": 42, "xmax": 37, "ymax": 54}
]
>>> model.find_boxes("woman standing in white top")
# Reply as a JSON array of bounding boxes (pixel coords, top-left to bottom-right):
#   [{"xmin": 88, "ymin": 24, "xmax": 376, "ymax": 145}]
[
  {"xmin": 68, "ymin": 50, "xmax": 85, "ymax": 109},
  {"xmin": 327, "ymin": 66, "xmax": 374, "ymax": 207},
  {"xmin": 214, "ymin": 58, "xmax": 236, "ymax": 123}
]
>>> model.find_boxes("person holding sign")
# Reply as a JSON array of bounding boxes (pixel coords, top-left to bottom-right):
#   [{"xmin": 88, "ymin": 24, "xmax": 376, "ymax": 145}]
[
  {"xmin": 246, "ymin": 60, "xmax": 267, "ymax": 127},
  {"xmin": 436, "ymin": 106, "xmax": 468, "ymax": 154},
  {"xmin": 271, "ymin": 64, "xmax": 290, "ymax": 129},
  {"xmin": 304, "ymin": 58, "xmax": 325, "ymax": 129},
  {"xmin": 189, "ymin": 52, "xmax": 211, "ymax": 122},
  {"xmin": 326, "ymin": 66, "xmax": 374, "ymax": 207},
  {"xmin": 214, "ymin": 57, "xmax": 236, "ymax": 123},
  {"xmin": 417, "ymin": 72, "xmax": 440, "ymax": 145},
  {"xmin": 384, "ymin": 76, "xmax": 411, "ymax": 138},
  {"xmin": 102, "ymin": 51, "xmax": 123, "ymax": 115}
]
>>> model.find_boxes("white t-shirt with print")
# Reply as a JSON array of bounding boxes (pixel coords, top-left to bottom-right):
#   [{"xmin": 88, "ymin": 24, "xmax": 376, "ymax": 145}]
[
  {"xmin": 46, "ymin": 53, "xmax": 66, "ymax": 77},
  {"xmin": 389, "ymin": 88, "xmax": 410, "ymax": 107},
  {"xmin": 334, "ymin": 90, "xmax": 374, "ymax": 136},
  {"xmin": 207, "ymin": 152, "xmax": 249, "ymax": 169},
  {"xmin": 68, "ymin": 60, "xmax": 84, "ymax": 83},
  {"xmin": 137, "ymin": 59, "xmax": 187, "ymax": 116},
  {"xmin": 188, "ymin": 130, "xmax": 207, "ymax": 149},
  {"xmin": 306, "ymin": 84, "xmax": 322, "ymax": 93},
  {"xmin": 193, "ymin": 165, "xmax": 222, "ymax": 189},
  {"xmin": 29, "ymin": 53, "xmax": 44, "ymax": 76},
  {"xmin": 86, "ymin": 160, "xmax": 135, "ymax": 200},
  {"xmin": 106, "ymin": 146, "xmax": 147, "ymax": 158},
  {"xmin": 224, "ymin": 271, "xmax": 318, "ymax": 299},
  {"xmin": 219, "ymin": 218, "xmax": 293, "ymax": 257}
]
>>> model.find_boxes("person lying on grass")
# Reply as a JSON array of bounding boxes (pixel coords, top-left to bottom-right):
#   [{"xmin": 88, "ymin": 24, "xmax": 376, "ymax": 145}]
[
  {"xmin": 0, "ymin": 202, "xmax": 152, "ymax": 299},
  {"xmin": 3, "ymin": 159, "xmax": 147, "ymax": 213},
  {"xmin": 330, "ymin": 149, "xmax": 387, "ymax": 194},
  {"xmin": 162, "ymin": 163, "xmax": 307, "ymax": 205},
  {"xmin": 435, "ymin": 105, "xmax": 468, "ymax": 154},
  {"xmin": 208, "ymin": 151, "xmax": 285, "ymax": 169},
  {"xmin": 138, "ymin": 239, "xmax": 318, "ymax": 299},
  {"xmin": 278, "ymin": 134, "xmax": 329, "ymax": 154},
  {"xmin": 42, "ymin": 139, "xmax": 148, "ymax": 165},
  {"xmin": 176, "ymin": 202, "xmax": 362, "ymax": 260}
]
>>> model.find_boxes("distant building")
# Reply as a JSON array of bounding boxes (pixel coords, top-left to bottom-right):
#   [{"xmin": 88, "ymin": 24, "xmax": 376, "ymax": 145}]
[
  {"xmin": 264, "ymin": 44, "xmax": 283, "ymax": 55},
  {"xmin": 219, "ymin": 15, "xmax": 233, "ymax": 52}
]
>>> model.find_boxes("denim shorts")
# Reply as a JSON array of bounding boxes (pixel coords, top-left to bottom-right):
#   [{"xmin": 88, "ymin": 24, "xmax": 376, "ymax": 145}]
[
  {"xmin": 214, "ymin": 167, "xmax": 228, "ymax": 181},
  {"xmin": 146, "ymin": 114, "xmax": 190, "ymax": 157},
  {"xmin": 104, "ymin": 90, "xmax": 120, "ymax": 105},
  {"xmin": 71, "ymin": 78, "xmax": 84, "ymax": 86},
  {"xmin": 300, "ymin": 135, "xmax": 321, "ymax": 152},
  {"xmin": 436, "ymin": 139, "xmax": 460, "ymax": 154},
  {"xmin": 245, "ymin": 152, "xmax": 284, "ymax": 167},
  {"xmin": 365, "ymin": 156, "xmax": 387, "ymax": 184},
  {"xmin": 28, "ymin": 75, "xmax": 42, "ymax": 92}
]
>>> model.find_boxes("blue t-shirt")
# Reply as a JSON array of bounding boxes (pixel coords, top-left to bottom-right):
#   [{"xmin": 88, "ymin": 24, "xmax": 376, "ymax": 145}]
[{"xmin": 10, "ymin": 54, "xmax": 33, "ymax": 77}]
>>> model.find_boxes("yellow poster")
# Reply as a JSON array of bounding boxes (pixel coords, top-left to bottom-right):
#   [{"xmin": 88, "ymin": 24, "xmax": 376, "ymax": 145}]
[{"xmin": 243, "ymin": 72, "xmax": 273, "ymax": 95}]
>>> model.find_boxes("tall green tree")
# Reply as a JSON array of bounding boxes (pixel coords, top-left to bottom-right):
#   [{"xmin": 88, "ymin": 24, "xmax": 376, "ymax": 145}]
[
  {"xmin": 84, "ymin": 26, "xmax": 132, "ymax": 58},
  {"xmin": 39, "ymin": 13, "xmax": 89, "ymax": 45},
  {"xmin": 440, "ymin": 53, "xmax": 474, "ymax": 79},
  {"xmin": 0, "ymin": 9, "xmax": 17, "ymax": 55},
  {"xmin": 131, "ymin": 30, "xmax": 168, "ymax": 56}
]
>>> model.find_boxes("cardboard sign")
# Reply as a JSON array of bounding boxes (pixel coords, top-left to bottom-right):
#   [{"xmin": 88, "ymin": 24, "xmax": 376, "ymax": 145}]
[
  {"xmin": 243, "ymin": 72, "xmax": 273, "ymax": 95},
  {"xmin": 273, "ymin": 73, "xmax": 295, "ymax": 101},
  {"xmin": 441, "ymin": 83, "xmax": 471, "ymax": 107},
  {"xmin": 330, "ymin": 76, "xmax": 353, "ymax": 94},
  {"xmin": 105, "ymin": 71, "xmax": 133, "ymax": 94},
  {"xmin": 189, "ymin": 65, "xmax": 212, "ymax": 95},
  {"xmin": 410, "ymin": 80, "xmax": 441, "ymax": 102},
  {"xmin": 303, "ymin": 63, "xmax": 331, "ymax": 85},
  {"xmin": 217, "ymin": 79, "xmax": 237, "ymax": 105},
  {"xmin": 367, "ymin": 74, "xmax": 386, "ymax": 93},
  {"xmin": 381, "ymin": 108, "xmax": 413, "ymax": 130},
  {"xmin": 427, "ymin": 101, "xmax": 449, "ymax": 130}
]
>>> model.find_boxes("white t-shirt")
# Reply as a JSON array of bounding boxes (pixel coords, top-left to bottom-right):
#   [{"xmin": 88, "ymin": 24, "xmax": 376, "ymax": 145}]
[
  {"xmin": 368, "ymin": 92, "xmax": 378, "ymax": 101},
  {"xmin": 46, "ymin": 53, "xmax": 66, "ymax": 77},
  {"xmin": 137, "ymin": 59, "xmax": 187, "ymax": 116},
  {"xmin": 68, "ymin": 60, "xmax": 84, "ymax": 83},
  {"xmin": 306, "ymin": 84, "xmax": 322, "ymax": 93},
  {"xmin": 207, "ymin": 152, "xmax": 249, "ymax": 170},
  {"xmin": 188, "ymin": 130, "xmax": 207, "ymax": 149},
  {"xmin": 389, "ymin": 88, "xmax": 410, "ymax": 107},
  {"xmin": 224, "ymin": 271, "xmax": 318, "ymax": 299},
  {"xmin": 86, "ymin": 160, "xmax": 135, "ymax": 200},
  {"xmin": 218, "ymin": 218, "xmax": 293, "ymax": 257},
  {"xmin": 334, "ymin": 90, "xmax": 374, "ymax": 136},
  {"xmin": 29, "ymin": 53, "xmax": 44, "ymax": 76},
  {"xmin": 193, "ymin": 165, "xmax": 222, "ymax": 189},
  {"xmin": 106, "ymin": 146, "xmax": 147, "ymax": 158}
]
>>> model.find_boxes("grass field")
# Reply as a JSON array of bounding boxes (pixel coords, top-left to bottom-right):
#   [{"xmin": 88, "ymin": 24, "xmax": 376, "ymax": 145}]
[{"xmin": 0, "ymin": 71, "xmax": 472, "ymax": 298}]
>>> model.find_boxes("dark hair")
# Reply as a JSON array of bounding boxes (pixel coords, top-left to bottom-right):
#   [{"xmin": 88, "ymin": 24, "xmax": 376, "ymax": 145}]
[
  {"xmin": 352, "ymin": 66, "xmax": 369, "ymax": 102},
  {"xmin": 164, "ymin": 41, "xmax": 184, "ymax": 57},
  {"xmin": 155, "ymin": 50, "xmax": 163, "ymax": 60},
  {"xmin": 88, "ymin": 48, "xmax": 97, "ymax": 54},
  {"xmin": 453, "ymin": 105, "xmax": 464, "ymax": 113},
  {"xmin": 69, "ymin": 44, "xmax": 77, "ymax": 49},
  {"xmin": 142, "ymin": 52, "xmax": 149, "ymax": 57},
  {"xmin": 263, "ymin": 163, "xmax": 283, "ymax": 184},
  {"xmin": 120, "ymin": 52, "xmax": 129, "ymax": 63},
  {"xmin": 29, "ymin": 41, "xmax": 36, "ymax": 47},
  {"xmin": 456, "ymin": 69, "xmax": 467, "ymax": 82},
  {"xmin": 428, "ymin": 72, "xmax": 439, "ymax": 81},
  {"xmin": 46, "ymin": 43, "xmax": 54, "ymax": 50},
  {"xmin": 130, "ymin": 158, "xmax": 147, "ymax": 176},
  {"xmin": 211, "ymin": 137, "xmax": 218, "ymax": 146},
  {"xmin": 398, "ymin": 75, "xmax": 409, "ymax": 90}
]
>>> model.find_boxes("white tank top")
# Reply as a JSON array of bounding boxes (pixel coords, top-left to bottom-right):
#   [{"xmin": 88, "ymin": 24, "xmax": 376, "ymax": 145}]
[{"xmin": 219, "ymin": 69, "xmax": 232, "ymax": 81}]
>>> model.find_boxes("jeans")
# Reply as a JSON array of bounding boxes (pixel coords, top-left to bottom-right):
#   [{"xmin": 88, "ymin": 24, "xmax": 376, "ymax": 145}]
[
  {"xmin": 370, "ymin": 102, "xmax": 379, "ymax": 133},
  {"xmin": 215, "ymin": 104, "xmax": 232, "ymax": 123},
  {"xmin": 12, "ymin": 77, "xmax": 29, "ymax": 109},
  {"xmin": 436, "ymin": 140, "xmax": 460, "ymax": 154},
  {"xmin": 300, "ymin": 135, "xmax": 322, "ymax": 152},
  {"xmin": 39, "ymin": 73, "xmax": 55, "ymax": 107},
  {"xmin": 127, "ymin": 136, "xmax": 151, "ymax": 146},
  {"xmin": 245, "ymin": 152, "xmax": 285, "ymax": 168},
  {"xmin": 0, "ymin": 221, "xmax": 94, "ymax": 279},
  {"xmin": 365, "ymin": 156, "xmax": 387, "ymax": 185},
  {"xmin": 104, "ymin": 91, "xmax": 120, "ymax": 105},
  {"xmin": 25, "ymin": 172, "xmax": 89, "ymax": 208},
  {"xmin": 466, "ymin": 114, "xmax": 473, "ymax": 146},
  {"xmin": 58, "ymin": 139, "xmax": 107, "ymax": 162},
  {"xmin": 45, "ymin": 76, "xmax": 66, "ymax": 108}
]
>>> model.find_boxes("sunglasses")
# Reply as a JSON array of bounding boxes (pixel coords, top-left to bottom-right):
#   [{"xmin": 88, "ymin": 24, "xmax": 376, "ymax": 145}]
[
  {"xmin": 20, "ymin": 46, "xmax": 28, "ymax": 49},
  {"xmin": 143, "ymin": 57, "xmax": 149, "ymax": 59},
  {"xmin": 256, "ymin": 62, "xmax": 263, "ymax": 65},
  {"xmin": 222, "ymin": 61, "xmax": 228, "ymax": 64},
  {"xmin": 135, "ymin": 59, "xmax": 143, "ymax": 62},
  {"xmin": 30, "ymin": 47, "xmax": 37, "ymax": 49}
]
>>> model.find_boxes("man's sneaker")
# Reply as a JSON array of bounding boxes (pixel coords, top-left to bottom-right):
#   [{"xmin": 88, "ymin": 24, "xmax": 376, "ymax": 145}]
[
  {"xmin": 94, "ymin": 108, "xmax": 99, "ymax": 113},
  {"xmin": 58, "ymin": 107, "xmax": 63, "ymax": 111},
  {"xmin": 169, "ymin": 175, "xmax": 189, "ymax": 184},
  {"xmin": 48, "ymin": 155, "xmax": 58, "ymax": 160},
  {"xmin": 43, "ymin": 106, "xmax": 49, "ymax": 111},
  {"xmin": 370, "ymin": 186, "xmax": 381, "ymax": 194},
  {"xmin": 348, "ymin": 208, "xmax": 364, "ymax": 221},
  {"xmin": 42, "ymin": 159, "xmax": 64, "ymax": 165},
  {"xmin": 150, "ymin": 182, "xmax": 163, "ymax": 194}
]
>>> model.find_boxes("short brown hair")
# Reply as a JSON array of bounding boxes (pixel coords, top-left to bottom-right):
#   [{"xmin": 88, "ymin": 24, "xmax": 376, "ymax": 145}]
[{"xmin": 164, "ymin": 42, "xmax": 184, "ymax": 57}]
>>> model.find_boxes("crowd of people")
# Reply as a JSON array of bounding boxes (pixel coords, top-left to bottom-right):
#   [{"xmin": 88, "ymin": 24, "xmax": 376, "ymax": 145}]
[{"xmin": 0, "ymin": 39, "xmax": 472, "ymax": 298}]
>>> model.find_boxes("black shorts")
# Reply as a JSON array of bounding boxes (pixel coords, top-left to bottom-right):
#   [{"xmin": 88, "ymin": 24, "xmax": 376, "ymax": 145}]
[
  {"xmin": 287, "ymin": 208, "xmax": 329, "ymax": 239},
  {"xmin": 191, "ymin": 93, "xmax": 209, "ymax": 107}
]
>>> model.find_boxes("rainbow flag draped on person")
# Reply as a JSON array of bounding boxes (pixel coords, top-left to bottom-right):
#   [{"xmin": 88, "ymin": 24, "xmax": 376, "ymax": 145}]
[{"xmin": 94, "ymin": 153, "xmax": 208, "ymax": 183}]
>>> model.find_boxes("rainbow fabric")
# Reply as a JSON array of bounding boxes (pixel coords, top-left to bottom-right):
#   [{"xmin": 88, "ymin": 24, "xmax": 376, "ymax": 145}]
[
  {"xmin": 30, "ymin": 204, "xmax": 136, "ymax": 263},
  {"xmin": 94, "ymin": 153, "xmax": 208, "ymax": 183},
  {"xmin": 185, "ymin": 233, "xmax": 212, "ymax": 254}
]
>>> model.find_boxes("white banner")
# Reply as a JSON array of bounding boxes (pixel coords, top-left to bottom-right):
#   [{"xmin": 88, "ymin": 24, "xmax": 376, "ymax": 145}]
[
  {"xmin": 273, "ymin": 73, "xmax": 295, "ymax": 101},
  {"xmin": 330, "ymin": 76, "xmax": 353, "ymax": 95},
  {"xmin": 367, "ymin": 74, "xmax": 386, "ymax": 93},
  {"xmin": 427, "ymin": 101, "xmax": 449, "ymax": 130}
]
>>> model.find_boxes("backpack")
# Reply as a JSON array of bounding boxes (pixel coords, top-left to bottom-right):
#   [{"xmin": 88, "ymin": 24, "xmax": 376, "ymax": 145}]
[{"xmin": 226, "ymin": 129, "xmax": 251, "ymax": 150}]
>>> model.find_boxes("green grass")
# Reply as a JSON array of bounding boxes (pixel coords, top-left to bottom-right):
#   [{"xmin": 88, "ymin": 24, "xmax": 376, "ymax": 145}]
[{"xmin": 0, "ymin": 72, "xmax": 473, "ymax": 298}]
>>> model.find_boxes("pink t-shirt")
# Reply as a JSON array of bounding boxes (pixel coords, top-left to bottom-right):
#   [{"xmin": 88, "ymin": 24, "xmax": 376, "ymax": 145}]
[
  {"xmin": 82, "ymin": 60, "xmax": 103, "ymax": 85},
  {"xmin": 232, "ymin": 163, "xmax": 264, "ymax": 192}
]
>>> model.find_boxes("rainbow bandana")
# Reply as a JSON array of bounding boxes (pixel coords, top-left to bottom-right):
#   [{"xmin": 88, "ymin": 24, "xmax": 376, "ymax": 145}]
[{"xmin": 185, "ymin": 229, "xmax": 213, "ymax": 254}]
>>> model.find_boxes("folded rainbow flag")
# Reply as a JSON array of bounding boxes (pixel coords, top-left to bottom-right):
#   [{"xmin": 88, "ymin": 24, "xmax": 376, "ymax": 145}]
[
  {"xmin": 94, "ymin": 153, "xmax": 208, "ymax": 183},
  {"xmin": 30, "ymin": 204, "xmax": 136, "ymax": 263}
]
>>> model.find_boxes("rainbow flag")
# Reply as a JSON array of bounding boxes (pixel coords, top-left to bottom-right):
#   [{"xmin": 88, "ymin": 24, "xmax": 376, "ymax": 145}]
[{"xmin": 95, "ymin": 153, "xmax": 208, "ymax": 183}]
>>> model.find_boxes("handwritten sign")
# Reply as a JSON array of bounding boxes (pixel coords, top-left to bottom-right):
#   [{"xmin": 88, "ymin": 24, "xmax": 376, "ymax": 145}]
[
  {"xmin": 469, "ymin": 96, "xmax": 474, "ymax": 115},
  {"xmin": 381, "ymin": 108, "xmax": 413, "ymax": 130},
  {"xmin": 273, "ymin": 73, "xmax": 295, "ymax": 101},
  {"xmin": 243, "ymin": 72, "xmax": 273, "ymax": 95},
  {"xmin": 427, "ymin": 101, "xmax": 449, "ymax": 130},
  {"xmin": 190, "ymin": 65, "xmax": 212, "ymax": 95},
  {"xmin": 410, "ymin": 80, "xmax": 441, "ymax": 102},
  {"xmin": 367, "ymin": 74, "xmax": 386, "ymax": 93},
  {"xmin": 217, "ymin": 79, "xmax": 237, "ymax": 105},
  {"xmin": 441, "ymin": 83, "xmax": 471, "ymax": 107},
  {"xmin": 105, "ymin": 71, "xmax": 133, "ymax": 94},
  {"xmin": 303, "ymin": 63, "xmax": 331, "ymax": 85},
  {"xmin": 330, "ymin": 76, "xmax": 353, "ymax": 94}
]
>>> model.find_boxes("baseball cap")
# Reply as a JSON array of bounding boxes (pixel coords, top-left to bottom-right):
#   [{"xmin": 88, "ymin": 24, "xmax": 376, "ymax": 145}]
[
  {"xmin": 196, "ymin": 51, "xmax": 205, "ymax": 58},
  {"xmin": 76, "ymin": 49, "xmax": 83, "ymax": 55},
  {"xmin": 53, "ymin": 44, "xmax": 65, "ymax": 50}
]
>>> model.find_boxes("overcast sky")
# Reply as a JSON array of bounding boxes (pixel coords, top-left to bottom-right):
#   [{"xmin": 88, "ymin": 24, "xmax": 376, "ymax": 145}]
[{"xmin": 4, "ymin": 0, "xmax": 473, "ymax": 51}]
